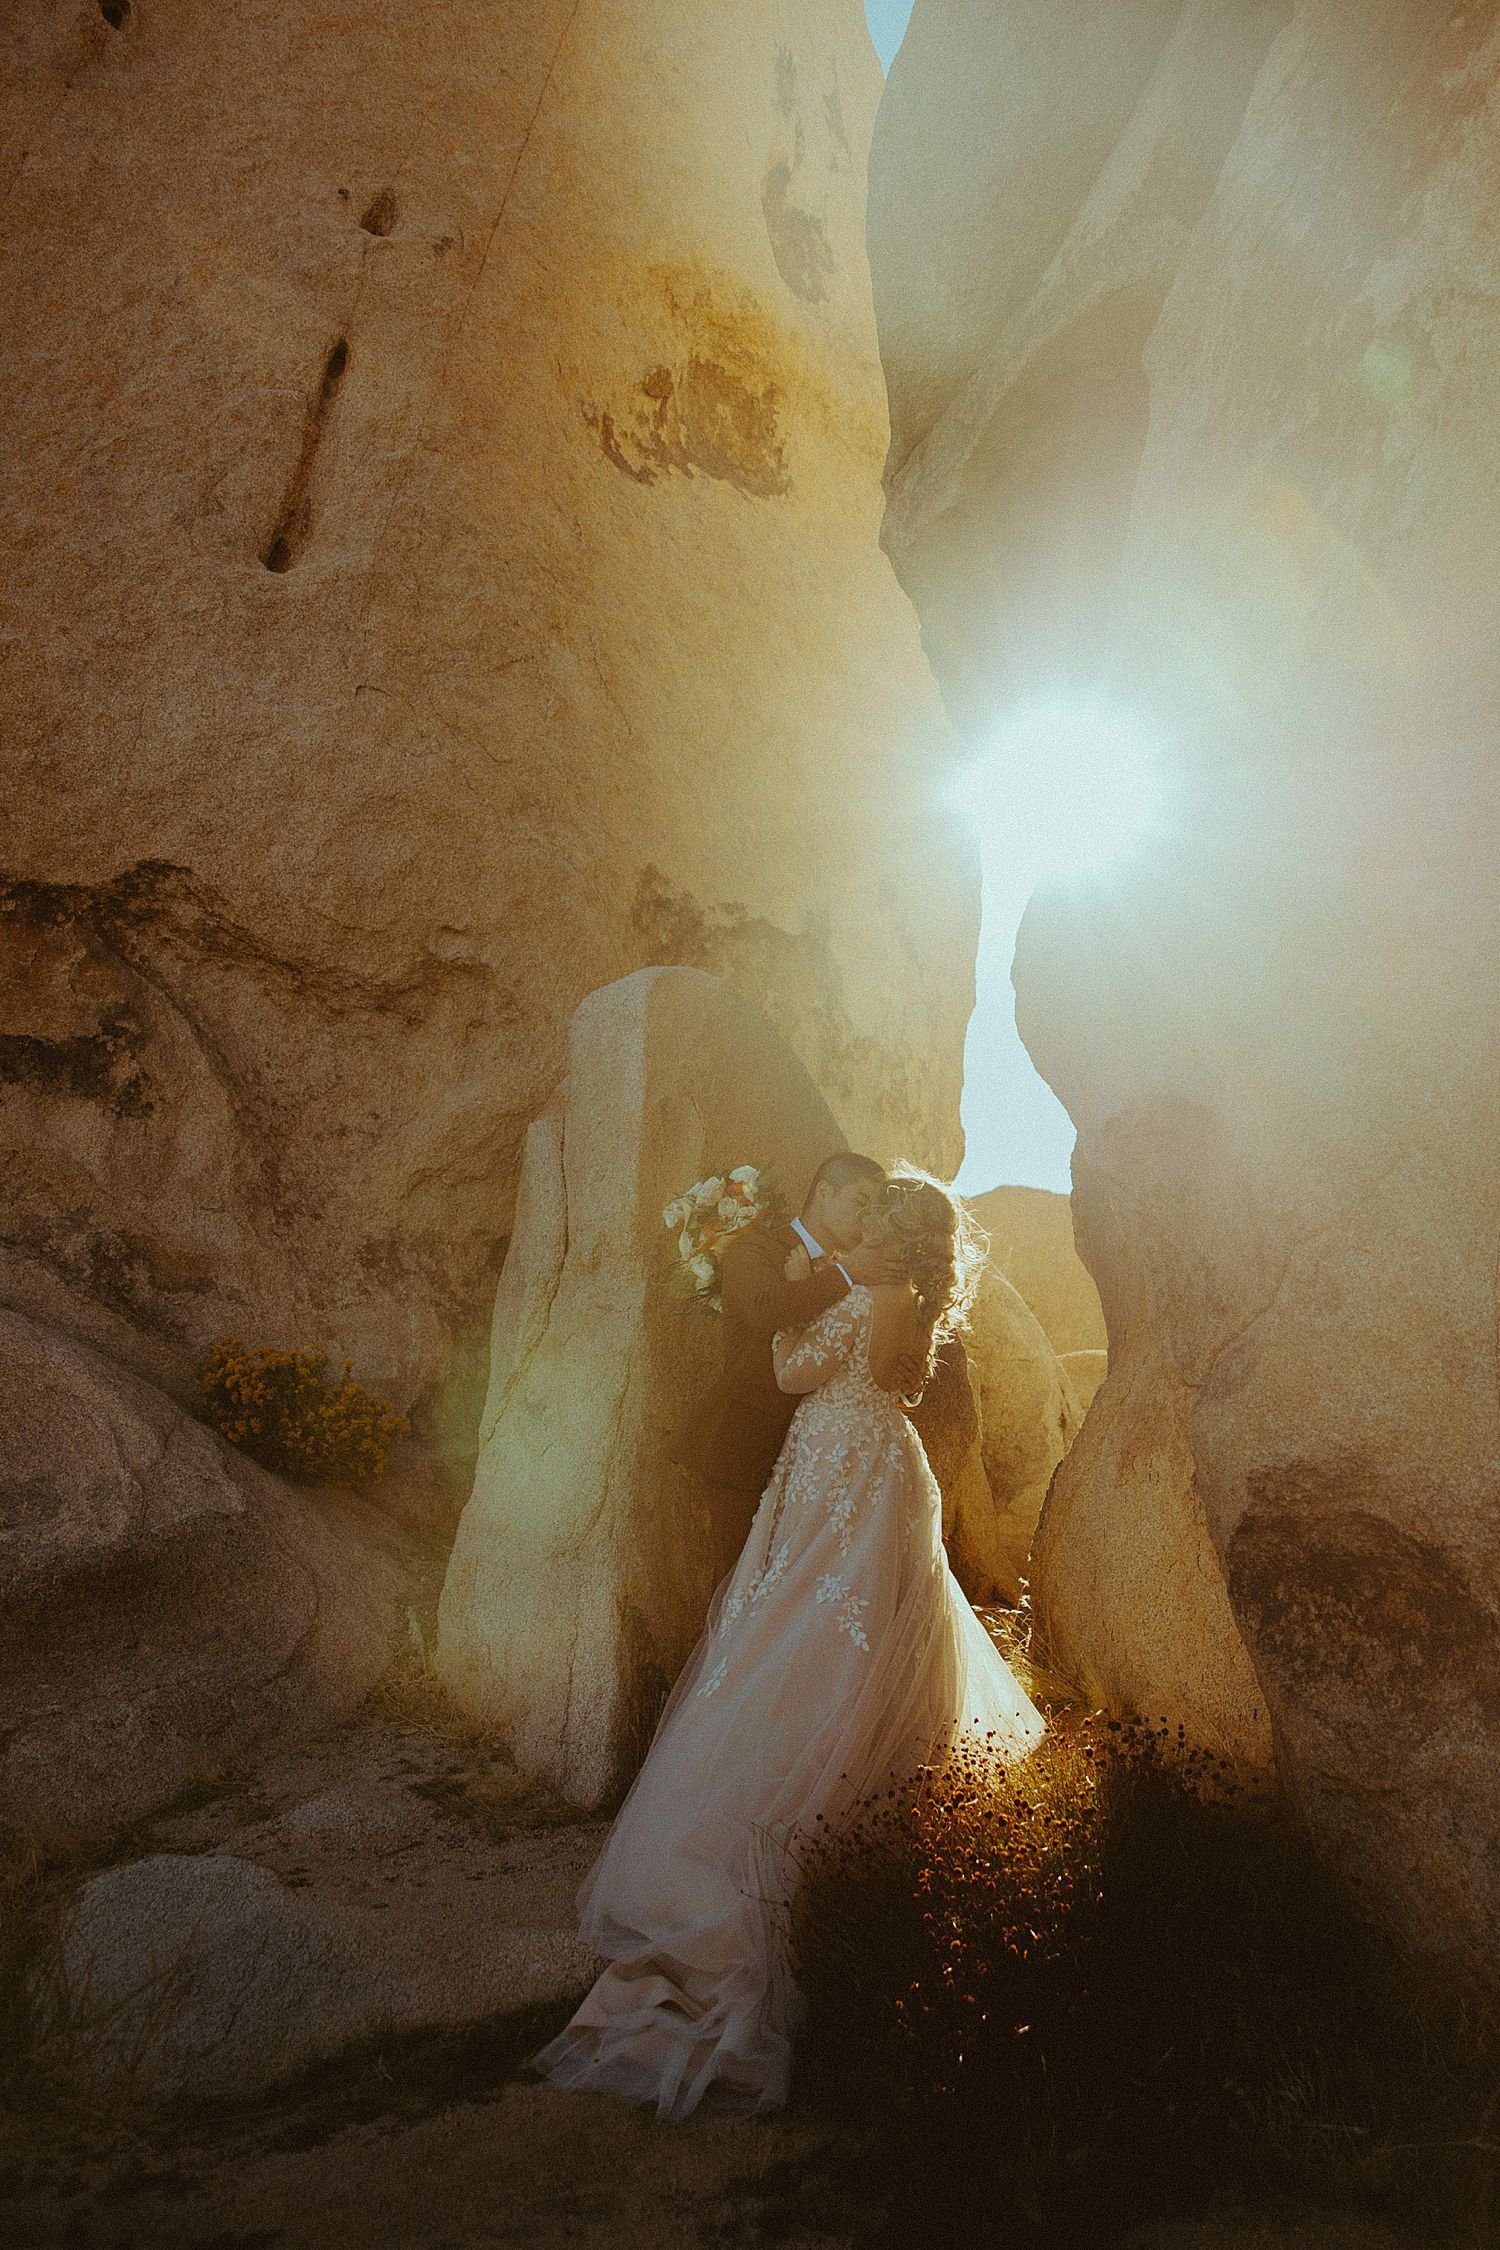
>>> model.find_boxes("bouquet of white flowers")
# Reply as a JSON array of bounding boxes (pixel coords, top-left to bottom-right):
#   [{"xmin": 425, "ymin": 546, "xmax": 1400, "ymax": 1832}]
[{"xmin": 663, "ymin": 1164, "xmax": 781, "ymax": 1312}]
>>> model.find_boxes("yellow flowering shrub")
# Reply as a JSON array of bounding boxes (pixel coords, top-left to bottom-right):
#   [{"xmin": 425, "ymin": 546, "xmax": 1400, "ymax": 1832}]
[{"xmin": 198, "ymin": 1337, "xmax": 408, "ymax": 1487}]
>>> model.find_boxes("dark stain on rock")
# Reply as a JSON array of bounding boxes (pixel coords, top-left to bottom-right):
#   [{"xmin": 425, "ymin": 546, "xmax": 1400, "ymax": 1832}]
[
  {"xmin": 628, "ymin": 864, "xmax": 802, "ymax": 977},
  {"xmin": 359, "ymin": 187, "xmax": 398, "ymax": 238},
  {"xmin": 1227, "ymin": 1469, "xmax": 1500, "ymax": 1741},
  {"xmin": 585, "ymin": 355, "xmax": 790, "ymax": 500},
  {"xmin": 0, "ymin": 1013, "xmax": 153, "ymax": 1118},
  {"xmin": 261, "ymin": 334, "xmax": 352, "ymax": 572},
  {"xmin": 13, "ymin": 1211, "xmax": 213, "ymax": 1342},
  {"xmin": 626, "ymin": 865, "xmax": 933, "ymax": 1153},
  {"xmin": 761, "ymin": 150, "xmax": 835, "ymax": 304},
  {"xmin": 773, "ymin": 45, "xmax": 798, "ymax": 119},
  {"xmin": 0, "ymin": 877, "xmax": 161, "ymax": 1116},
  {"xmin": 0, "ymin": 860, "xmax": 441, "ymax": 1017}
]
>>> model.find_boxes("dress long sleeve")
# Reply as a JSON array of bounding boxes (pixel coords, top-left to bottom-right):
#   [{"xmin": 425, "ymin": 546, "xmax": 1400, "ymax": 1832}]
[{"xmin": 773, "ymin": 1292, "xmax": 863, "ymax": 1393}]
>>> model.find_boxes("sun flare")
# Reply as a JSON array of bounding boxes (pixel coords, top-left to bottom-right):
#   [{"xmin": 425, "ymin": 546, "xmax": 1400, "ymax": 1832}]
[{"xmin": 951, "ymin": 698, "xmax": 1172, "ymax": 890}]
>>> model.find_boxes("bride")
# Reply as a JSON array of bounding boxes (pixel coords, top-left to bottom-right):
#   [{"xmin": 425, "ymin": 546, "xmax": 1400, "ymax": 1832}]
[{"xmin": 530, "ymin": 1164, "xmax": 1046, "ymax": 2119}]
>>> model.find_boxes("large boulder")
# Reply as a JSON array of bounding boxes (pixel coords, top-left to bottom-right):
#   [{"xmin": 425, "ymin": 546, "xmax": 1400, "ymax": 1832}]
[
  {"xmin": 962, "ymin": 1267, "xmax": 1082, "ymax": 1604},
  {"xmin": 435, "ymin": 968, "xmax": 851, "ymax": 1808},
  {"xmin": 0, "ymin": 1307, "xmax": 415, "ymax": 1833},
  {"xmin": 870, "ymin": 1, "xmax": 1500, "ymax": 1981},
  {"xmin": 967, "ymin": 1183, "xmax": 1107, "ymax": 1360},
  {"xmin": 907, "ymin": 1336, "xmax": 1017, "ymax": 1605},
  {"xmin": 2, "ymin": 0, "xmax": 974, "ymax": 1533},
  {"xmin": 49, "ymin": 1817, "xmax": 601, "ymax": 2102},
  {"xmin": 1028, "ymin": 1318, "xmax": 1274, "ymax": 1767}
]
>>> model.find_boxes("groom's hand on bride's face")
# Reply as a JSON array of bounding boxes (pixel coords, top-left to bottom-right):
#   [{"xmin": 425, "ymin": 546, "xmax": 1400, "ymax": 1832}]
[{"xmin": 843, "ymin": 1242, "xmax": 907, "ymax": 1288}]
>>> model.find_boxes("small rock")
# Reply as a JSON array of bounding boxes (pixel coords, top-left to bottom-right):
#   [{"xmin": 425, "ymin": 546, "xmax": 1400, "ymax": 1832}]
[{"xmin": 51, "ymin": 1842, "xmax": 600, "ymax": 2103}]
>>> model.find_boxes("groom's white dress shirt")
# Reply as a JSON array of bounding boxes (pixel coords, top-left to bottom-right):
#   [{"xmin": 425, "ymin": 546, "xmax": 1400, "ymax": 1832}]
[{"xmin": 790, "ymin": 1215, "xmax": 852, "ymax": 1288}]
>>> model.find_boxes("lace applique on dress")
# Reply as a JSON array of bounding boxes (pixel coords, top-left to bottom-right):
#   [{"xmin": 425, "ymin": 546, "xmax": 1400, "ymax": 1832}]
[
  {"xmin": 814, "ymin": 1571, "xmax": 871, "ymax": 1652},
  {"xmin": 773, "ymin": 1291, "xmax": 863, "ymax": 1379},
  {"xmin": 698, "ymin": 1538, "xmax": 793, "ymax": 1695},
  {"xmin": 772, "ymin": 1289, "xmax": 908, "ymax": 1562}
]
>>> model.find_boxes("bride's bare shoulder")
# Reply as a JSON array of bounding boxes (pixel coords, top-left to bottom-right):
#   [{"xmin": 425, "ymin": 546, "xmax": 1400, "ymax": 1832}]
[{"xmin": 866, "ymin": 1280, "xmax": 919, "ymax": 1327}]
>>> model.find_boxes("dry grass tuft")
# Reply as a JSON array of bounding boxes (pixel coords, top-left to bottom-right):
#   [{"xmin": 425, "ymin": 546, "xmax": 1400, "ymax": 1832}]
[
  {"xmin": 789, "ymin": 1708, "xmax": 1500, "ymax": 2249},
  {"xmin": 0, "ymin": 1818, "xmax": 155, "ymax": 2188},
  {"xmin": 974, "ymin": 1596, "xmax": 1084, "ymax": 1713},
  {"xmin": 356, "ymin": 1633, "xmax": 515, "ymax": 1759}
]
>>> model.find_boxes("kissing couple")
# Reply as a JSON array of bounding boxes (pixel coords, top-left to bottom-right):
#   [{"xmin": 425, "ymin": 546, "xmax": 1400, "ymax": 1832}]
[{"xmin": 532, "ymin": 1149, "xmax": 1046, "ymax": 2118}]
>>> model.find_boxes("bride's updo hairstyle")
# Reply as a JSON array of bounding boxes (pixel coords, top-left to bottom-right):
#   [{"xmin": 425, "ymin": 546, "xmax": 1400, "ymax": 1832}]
[{"xmin": 862, "ymin": 1162, "xmax": 988, "ymax": 1380}]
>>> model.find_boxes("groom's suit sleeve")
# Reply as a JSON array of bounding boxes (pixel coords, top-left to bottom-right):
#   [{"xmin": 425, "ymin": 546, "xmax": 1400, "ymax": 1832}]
[{"xmin": 719, "ymin": 1226, "xmax": 848, "ymax": 1336}]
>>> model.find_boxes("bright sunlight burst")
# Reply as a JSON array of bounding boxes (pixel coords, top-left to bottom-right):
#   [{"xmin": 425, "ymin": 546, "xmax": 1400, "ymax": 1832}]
[
  {"xmin": 951, "ymin": 697, "xmax": 1171, "ymax": 890},
  {"xmin": 951, "ymin": 698, "xmax": 1173, "ymax": 1194}
]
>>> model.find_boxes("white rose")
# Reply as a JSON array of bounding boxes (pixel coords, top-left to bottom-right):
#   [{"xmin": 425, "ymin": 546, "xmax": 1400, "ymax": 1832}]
[
  {"xmin": 689, "ymin": 1253, "xmax": 716, "ymax": 1285},
  {"xmin": 718, "ymin": 1197, "xmax": 739, "ymax": 1220},
  {"xmin": 695, "ymin": 1176, "xmax": 725, "ymax": 1204},
  {"xmin": 662, "ymin": 1196, "xmax": 689, "ymax": 1229},
  {"xmin": 729, "ymin": 1165, "xmax": 758, "ymax": 1185}
]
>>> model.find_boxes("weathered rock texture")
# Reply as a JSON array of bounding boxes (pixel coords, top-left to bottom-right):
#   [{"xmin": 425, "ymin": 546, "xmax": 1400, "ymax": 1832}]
[
  {"xmin": 0, "ymin": 1307, "xmax": 415, "ymax": 1832},
  {"xmin": 435, "ymin": 968, "xmax": 854, "ymax": 1807},
  {"xmin": 962, "ymin": 1266, "xmax": 1083, "ymax": 1606},
  {"xmin": 908, "ymin": 1336, "xmax": 1026, "ymax": 1605},
  {"xmin": 52, "ymin": 1822, "xmax": 599, "ymax": 2103},
  {"xmin": 968, "ymin": 1183, "xmax": 1107, "ymax": 1361},
  {"xmin": 1029, "ymin": 1313, "xmax": 1274, "ymax": 1764},
  {"xmin": 1, "ymin": 0, "xmax": 973, "ymax": 1539},
  {"xmin": 36, "ymin": 1706, "xmax": 608, "ymax": 2105},
  {"xmin": 871, "ymin": 0, "xmax": 1500, "ymax": 1981}
]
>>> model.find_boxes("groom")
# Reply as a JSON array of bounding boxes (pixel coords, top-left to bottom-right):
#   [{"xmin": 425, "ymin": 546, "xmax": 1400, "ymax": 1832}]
[{"xmin": 668, "ymin": 1150, "xmax": 909, "ymax": 1581}]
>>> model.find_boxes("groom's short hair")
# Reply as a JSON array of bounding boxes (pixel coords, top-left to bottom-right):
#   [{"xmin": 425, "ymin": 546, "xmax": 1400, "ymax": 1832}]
[{"xmin": 805, "ymin": 1150, "xmax": 886, "ymax": 1200}]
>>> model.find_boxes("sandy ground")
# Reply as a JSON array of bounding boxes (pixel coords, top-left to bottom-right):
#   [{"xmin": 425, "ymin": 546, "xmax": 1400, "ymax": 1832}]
[
  {"xmin": 3, "ymin": 2060, "xmax": 1430, "ymax": 2250},
  {"xmin": 7, "ymin": 2076, "xmax": 866, "ymax": 2249},
  {"xmin": 0, "ymin": 1683, "xmax": 1443, "ymax": 2250}
]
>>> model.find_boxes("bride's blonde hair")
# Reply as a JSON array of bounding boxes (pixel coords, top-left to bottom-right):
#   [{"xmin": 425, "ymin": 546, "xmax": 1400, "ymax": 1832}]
[{"xmin": 862, "ymin": 1163, "xmax": 988, "ymax": 1380}]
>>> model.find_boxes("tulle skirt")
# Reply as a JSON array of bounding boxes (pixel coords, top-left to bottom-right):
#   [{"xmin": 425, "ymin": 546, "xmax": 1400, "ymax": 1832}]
[{"xmin": 531, "ymin": 1395, "xmax": 1045, "ymax": 2118}]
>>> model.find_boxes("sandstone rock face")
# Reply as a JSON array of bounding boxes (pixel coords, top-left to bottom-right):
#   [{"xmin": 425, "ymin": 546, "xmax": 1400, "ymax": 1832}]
[
  {"xmin": 871, "ymin": 2, "xmax": 1500, "ymax": 1980},
  {"xmin": 962, "ymin": 1267, "xmax": 1082, "ymax": 1605},
  {"xmin": 434, "ymin": 968, "xmax": 853, "ymax": 1807},
  {"xmin": 1, "ymin": 0, "xmax": 973, "ymax": 1533},
  {"xmin": 0, "ymin": 1307, "xmax": 415, "ymax": 1833},
  {"xmin": 1029, "ymin": 1319, "xmax": 1274, "ymax": 1765},
  {"xmin": 907, "ymin": 1336, "xmax": 1020, "ymax": 1606},
  {"xmin": 871, "ymin": 0, "xmax": 1295, "ymax": 716},
  {"xmin": 1058, "ymin": 1351, "xmax": 1107, "ymax": 1415},
  {"xmin": 968, "ymin": 1184, "xmax": 1107, "ymax": 1361}
]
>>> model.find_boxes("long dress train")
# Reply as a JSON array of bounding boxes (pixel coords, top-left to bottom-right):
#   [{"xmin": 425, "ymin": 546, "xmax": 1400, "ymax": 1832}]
[{"xmin": 530, "ymin": 1283, "xmax": 1046, "ymax": 2119}]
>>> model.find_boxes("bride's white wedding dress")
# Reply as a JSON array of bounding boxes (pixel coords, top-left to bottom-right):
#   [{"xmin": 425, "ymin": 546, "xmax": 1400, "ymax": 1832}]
[{"xmin": 531, "ymin": 1283, "xmax": 1046, "ymax": 2120}]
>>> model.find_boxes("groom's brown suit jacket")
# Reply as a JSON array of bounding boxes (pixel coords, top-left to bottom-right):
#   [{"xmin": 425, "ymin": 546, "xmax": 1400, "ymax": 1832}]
[{"xmin": 667, "ymin": 1219, "xmax": 850, "ymax": 1499}]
